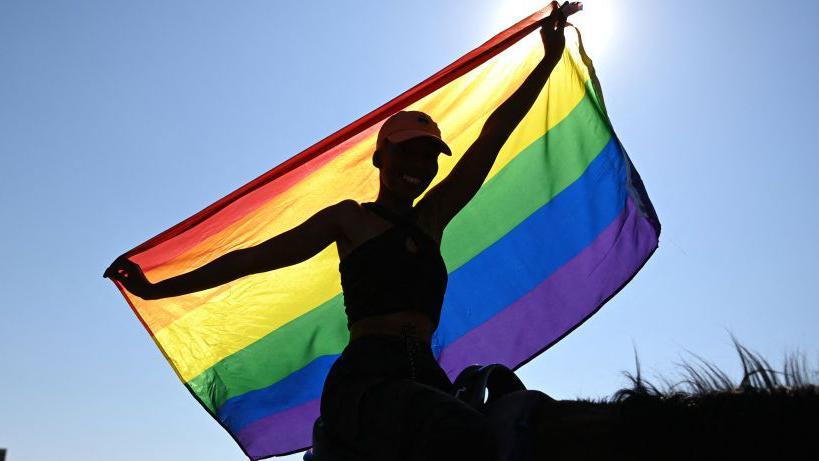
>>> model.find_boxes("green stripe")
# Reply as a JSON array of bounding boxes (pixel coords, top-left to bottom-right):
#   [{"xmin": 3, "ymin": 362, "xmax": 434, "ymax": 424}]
[
  {"xmin": 188, "ymin": 301, "xmax": 349, "ymax": 412},
  {"xmin": 441, "ymin": 84, "xmax": 610, "ymax": 269},
  {"xmin": 189, "ymin": 82, "xmax": 612, "ymax": 412}
]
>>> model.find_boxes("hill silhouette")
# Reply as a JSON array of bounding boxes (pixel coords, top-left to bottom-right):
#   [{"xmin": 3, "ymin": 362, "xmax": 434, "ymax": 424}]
[{"xmin": 530, "ymin": 335, "xmax": 818, "ymax": 460}]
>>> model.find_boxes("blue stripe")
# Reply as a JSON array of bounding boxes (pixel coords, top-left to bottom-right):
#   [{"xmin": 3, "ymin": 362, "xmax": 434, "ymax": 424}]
[
  {"xmin": 217, "ymin": 354, "xmax": 339, "ymax": 431},
  {"xmin": 218, "ymin": 137, "xmax": 626, "ymax": 433},
  {"xmin": 434, "ymin": 137, "xmax": 626, "ymax": 350}
]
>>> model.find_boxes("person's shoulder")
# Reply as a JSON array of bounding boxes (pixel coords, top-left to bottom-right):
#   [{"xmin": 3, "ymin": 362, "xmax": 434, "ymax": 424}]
[
  {"xmin": 333, "ymin": 199, "xmax": 362, "ymax": 217},
  {"xmin": 328, "ymin": 199, "xmax": 365, "ymax": 234}
]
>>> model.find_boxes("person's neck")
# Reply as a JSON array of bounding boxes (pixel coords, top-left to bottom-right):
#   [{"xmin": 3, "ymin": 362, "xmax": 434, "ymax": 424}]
[{"xmin": 373, "ymin": 192, "xmax": 413, "ymax": 217}]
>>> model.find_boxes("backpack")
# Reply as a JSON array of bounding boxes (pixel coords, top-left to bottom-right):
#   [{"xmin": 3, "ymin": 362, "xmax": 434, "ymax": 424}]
[{"xmin": 452, "ymin": 364, "xmax": 556, "ymax": 461}]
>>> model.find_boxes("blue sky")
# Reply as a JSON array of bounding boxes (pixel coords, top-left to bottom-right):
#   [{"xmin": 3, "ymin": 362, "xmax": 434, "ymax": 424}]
[{"xmin": 2, "ymin": 1, "xmax": 818, "ymax": 460}]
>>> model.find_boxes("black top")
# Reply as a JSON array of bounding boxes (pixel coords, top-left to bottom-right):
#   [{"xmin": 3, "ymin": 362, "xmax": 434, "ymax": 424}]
[{"xmin": 339, "ymin": 202, "xmax": 448, "ymax": 328}]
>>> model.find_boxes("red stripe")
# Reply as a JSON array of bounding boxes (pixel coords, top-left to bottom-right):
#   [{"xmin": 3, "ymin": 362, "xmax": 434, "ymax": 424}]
[
  {"xmin": 131, "ymin": 125, "xmax": 377, "ymax": 270},
  {"xmin": 122, "ymin": 3, "xmax": 558, "ymax": 262}
]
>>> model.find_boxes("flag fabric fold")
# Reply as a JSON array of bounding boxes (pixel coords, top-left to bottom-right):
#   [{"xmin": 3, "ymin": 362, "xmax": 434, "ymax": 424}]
[{"xmin": 109, "ymin": 5, "xmax": 660, "ymax": 459}]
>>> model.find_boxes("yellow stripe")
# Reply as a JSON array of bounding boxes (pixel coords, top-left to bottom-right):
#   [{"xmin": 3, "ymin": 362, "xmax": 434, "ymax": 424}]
[{"xmin": 135, "ymin": 32, "xmax": 592, "ymax": 382}]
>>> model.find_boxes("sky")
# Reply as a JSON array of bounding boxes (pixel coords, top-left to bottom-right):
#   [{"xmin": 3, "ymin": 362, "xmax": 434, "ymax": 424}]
[{"xmin": 2, "ymin": 0, "xmax": 818, "ymax": 460}]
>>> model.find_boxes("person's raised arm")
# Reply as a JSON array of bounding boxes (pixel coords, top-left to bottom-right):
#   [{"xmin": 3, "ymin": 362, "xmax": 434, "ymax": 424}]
[
  {"xmin": 104, "ymin": 199, "xmax": 356, "ymax": 300},
  {"xmin": 419, "ymin": 4, "xmax": 569, "ymax": 231}
]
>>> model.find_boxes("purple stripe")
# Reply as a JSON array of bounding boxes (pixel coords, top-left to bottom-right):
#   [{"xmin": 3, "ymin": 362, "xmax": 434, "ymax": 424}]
[
  {"xmin": 236, "ymin": 398, "xmax": 319, "ymax": 460},
  {"xmin": 439, "ymin": 197, "xmax": 657, "ymax": 377}
]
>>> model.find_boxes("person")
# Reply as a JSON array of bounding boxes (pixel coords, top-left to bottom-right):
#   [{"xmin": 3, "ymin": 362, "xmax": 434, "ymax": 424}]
[{"xmin": 106, "ymin": 6, "xmax": 568, "ymax": 460}]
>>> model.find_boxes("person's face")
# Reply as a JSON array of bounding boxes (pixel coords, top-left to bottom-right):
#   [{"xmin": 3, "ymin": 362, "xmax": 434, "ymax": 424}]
[{"xmin": 379, "ymin": 137, "xmax": 443, "ymax": 200}]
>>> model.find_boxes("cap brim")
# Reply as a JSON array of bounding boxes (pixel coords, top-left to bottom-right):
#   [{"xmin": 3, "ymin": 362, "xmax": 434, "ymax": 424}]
[{"xmin": 387, "ymin": 131, "xmax": 452, "ymax": 156}]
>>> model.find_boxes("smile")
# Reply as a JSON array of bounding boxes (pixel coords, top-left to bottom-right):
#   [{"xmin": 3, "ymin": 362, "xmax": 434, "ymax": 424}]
[{"xmin": 402, "ymin": 174, "xmax": 422, "ymax": 185}]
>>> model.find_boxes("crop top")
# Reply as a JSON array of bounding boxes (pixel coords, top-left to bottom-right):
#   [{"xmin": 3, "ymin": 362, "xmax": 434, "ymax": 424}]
[{"xmin": 339, "ymin": 202, "xmax": 448, "ymax": 329}]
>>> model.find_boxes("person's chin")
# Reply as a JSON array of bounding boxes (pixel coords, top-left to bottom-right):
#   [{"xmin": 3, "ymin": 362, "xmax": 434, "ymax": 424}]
[
  {"xmin": 394, "ymin": 182, "xmax": 421, "ymax": 197},
  {"xmin": 407, "ymin": 183, "xmax": 428, "ymax": 198}
]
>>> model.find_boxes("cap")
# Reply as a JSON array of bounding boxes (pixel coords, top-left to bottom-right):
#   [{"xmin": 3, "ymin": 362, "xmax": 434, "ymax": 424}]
[{"xmin": 376, "ymin": 110, "xmax": 452, "ymax": 156}]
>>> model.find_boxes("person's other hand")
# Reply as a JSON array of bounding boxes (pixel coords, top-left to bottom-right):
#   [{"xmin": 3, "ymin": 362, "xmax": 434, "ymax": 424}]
[{"xmin": 541, "ymin": 2, "xmax": 568, "ymax": 61}]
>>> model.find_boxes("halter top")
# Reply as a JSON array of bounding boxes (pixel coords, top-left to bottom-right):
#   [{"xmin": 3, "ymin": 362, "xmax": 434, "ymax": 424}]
[{"xmin": 339, "ymin": 202, "xmax": 448, "ymax": 328}]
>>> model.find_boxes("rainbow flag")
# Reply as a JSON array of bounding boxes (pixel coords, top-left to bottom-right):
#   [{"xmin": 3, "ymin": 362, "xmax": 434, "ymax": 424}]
[{"xmin": 108, "ymin": 5, "xmax": 659, "ymax": 459}]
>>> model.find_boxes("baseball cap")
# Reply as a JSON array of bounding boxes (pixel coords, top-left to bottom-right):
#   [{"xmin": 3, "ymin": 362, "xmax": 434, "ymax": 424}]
[{"xmin": 376, "ymin": 110, "xmax": 452, "ymax": 156}]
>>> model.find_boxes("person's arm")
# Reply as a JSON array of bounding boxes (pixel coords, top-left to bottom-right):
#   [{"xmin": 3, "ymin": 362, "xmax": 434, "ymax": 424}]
[
  {"xmin": 105, "ymin": 199, "xmax": 356, "ymax": 300},
  {"xmin": 418, "ymin": 6, "xmax": 568, "ymax": 232}
]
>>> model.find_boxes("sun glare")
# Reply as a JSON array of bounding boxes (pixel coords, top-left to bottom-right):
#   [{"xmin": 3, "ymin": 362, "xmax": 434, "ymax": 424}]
[{"xmin": 490, "ymin": 0, "xmax": 616, "ymax": 58}]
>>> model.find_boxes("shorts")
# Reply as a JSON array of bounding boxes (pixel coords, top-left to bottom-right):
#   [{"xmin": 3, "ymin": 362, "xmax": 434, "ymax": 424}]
[{"xmin": 320, "ymin": 335, "xmax": 500, "ymax": 461}]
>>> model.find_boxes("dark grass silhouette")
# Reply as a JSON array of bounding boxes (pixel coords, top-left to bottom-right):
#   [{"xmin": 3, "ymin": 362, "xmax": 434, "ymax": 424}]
[{"xmin": 531, "ymin": 336, "xmax": 818, "ymax": 460}]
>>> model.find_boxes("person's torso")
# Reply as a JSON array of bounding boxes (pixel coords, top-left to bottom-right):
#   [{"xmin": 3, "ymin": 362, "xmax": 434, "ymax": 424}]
[{"xmin": 338, "ymin": 201, "xmax": 448, "ymax": 329}]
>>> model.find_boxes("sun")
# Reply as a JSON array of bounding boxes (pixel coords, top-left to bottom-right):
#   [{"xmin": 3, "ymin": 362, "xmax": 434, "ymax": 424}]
[{"xmin": 490, "ymin": 0, "xmax": 616, "ymax": 58}]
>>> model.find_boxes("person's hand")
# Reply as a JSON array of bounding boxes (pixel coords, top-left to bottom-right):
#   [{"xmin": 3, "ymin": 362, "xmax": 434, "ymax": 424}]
[
  {"xmin": 104, "ymin": 256, "xmax": 154, "ymax": 299},
  {"xmin": 540, "ymin": 2, "xmax": 568, "ymax": 61}
]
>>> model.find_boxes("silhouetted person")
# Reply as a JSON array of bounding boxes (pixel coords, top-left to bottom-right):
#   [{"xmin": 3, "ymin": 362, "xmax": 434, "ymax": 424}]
[{"xmin": 106, "ymin": 7, "xmax": 568, "ymax": 460}]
